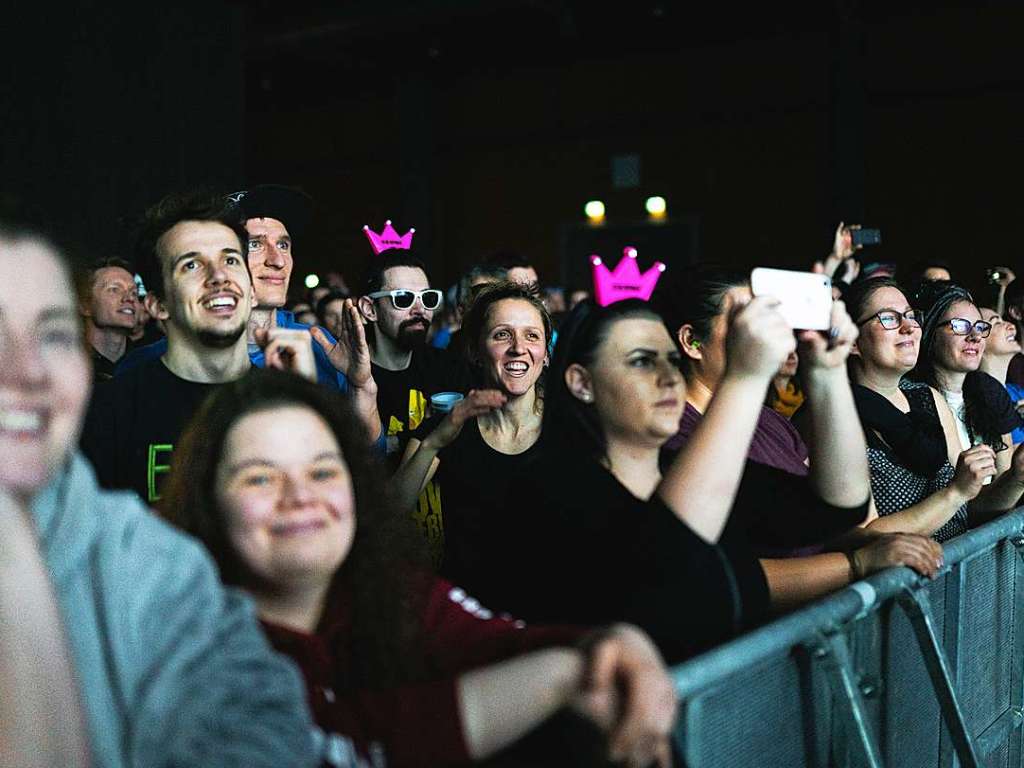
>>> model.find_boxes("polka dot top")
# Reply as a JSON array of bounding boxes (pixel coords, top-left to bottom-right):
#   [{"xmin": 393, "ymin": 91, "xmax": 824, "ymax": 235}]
[{"xmin": 866, "ymin": 380, "xmax": 968, "ymax": 542}]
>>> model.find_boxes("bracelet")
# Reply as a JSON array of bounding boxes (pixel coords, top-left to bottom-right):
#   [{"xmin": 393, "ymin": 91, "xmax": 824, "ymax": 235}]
[{"xmin": 845, "ymin": 550, "xmax": 863, "ymax": 581}]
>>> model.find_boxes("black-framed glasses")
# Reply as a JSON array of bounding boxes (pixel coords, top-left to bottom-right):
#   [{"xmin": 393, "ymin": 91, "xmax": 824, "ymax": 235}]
[
  {"xmin": 367, "ymin": 289, "xmax": 443, "ymax": 311},
  {"xmin": 945, "ymin": 318, "xmax": 992, "ymax": 337},
  {"xmin": 857, "ymin": 309, "xmax": 923, "ymax": 330}
]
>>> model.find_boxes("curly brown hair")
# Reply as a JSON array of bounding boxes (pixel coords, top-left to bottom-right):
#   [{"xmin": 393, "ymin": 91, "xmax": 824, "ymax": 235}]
[{"xmin": 159, "ymin": 368, "xmax": 430, "ymax": 687}]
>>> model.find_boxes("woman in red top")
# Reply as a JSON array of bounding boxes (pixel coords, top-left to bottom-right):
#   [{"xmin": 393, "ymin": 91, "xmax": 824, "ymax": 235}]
[{"xmin": 161, "ymin": 368, "xmax": 676, "ymax": 768}]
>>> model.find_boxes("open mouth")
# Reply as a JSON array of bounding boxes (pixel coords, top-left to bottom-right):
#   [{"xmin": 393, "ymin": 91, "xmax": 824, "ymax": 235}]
[
  {"xmin": 0, "ymin": 408, "xmax": 46, "ymax": 438},
  {"xmin": 202, "ymin": 294, "xmax": 239, "ymax": 314},
  {"xmin": 503, "ymin": 361, "xmax": 529, "ymax": 377}
]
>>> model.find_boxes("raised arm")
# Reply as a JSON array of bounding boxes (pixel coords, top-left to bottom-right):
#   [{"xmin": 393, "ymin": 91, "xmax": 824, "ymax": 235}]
[
  {"xmin": 390, "ymin": 390, "xmax": 507, "ymax": 512},
  {"xmin": 311, "ymin": 298, "xmax": 384, "ymax": 446},
  {"xmin": 798, "ymin": 299, "xmax": 871, "ymax": 510},
  {"xmin": 658, "ymin": 296, "xmax": 795, "ymax": 542}
]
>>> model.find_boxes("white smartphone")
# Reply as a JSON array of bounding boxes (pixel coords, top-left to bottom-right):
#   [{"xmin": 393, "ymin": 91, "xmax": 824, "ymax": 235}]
[{"xmin": 750, "ymin": 268, "xmax": 832, "ymax": 331}]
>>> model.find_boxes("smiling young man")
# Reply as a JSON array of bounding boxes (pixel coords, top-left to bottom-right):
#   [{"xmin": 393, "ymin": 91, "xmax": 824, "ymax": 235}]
[
  {"xmin": 78, "ymin": 258, "xmax": 139, "ymax": 380},
  {"xmin": 116, "ymin": 185, "xmax": 362, "ymax": 393},
  {"xmin": 80, "ymin": 190, "xmax": 319, "ymax": 504}
]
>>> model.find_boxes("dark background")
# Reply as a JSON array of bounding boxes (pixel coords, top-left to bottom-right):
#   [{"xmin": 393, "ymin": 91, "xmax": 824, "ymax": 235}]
[{"xmin": 3, "ymin": 1, "xmax": 1021, "ymax": 296}]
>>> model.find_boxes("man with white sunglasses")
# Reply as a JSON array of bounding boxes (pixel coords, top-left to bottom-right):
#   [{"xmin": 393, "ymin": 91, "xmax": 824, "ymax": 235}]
[{"xmin": 358, "ymin": 247, "xmax": 459, "ymax": 457}]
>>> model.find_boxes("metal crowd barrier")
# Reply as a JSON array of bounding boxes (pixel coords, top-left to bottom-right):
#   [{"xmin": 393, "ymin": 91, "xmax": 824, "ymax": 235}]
[{"xmin": 670, "ymin": 508, "xmax": 1024, "ymax": 767}]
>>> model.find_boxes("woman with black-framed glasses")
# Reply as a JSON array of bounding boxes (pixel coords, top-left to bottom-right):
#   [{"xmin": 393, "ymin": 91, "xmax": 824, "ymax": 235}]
[
  {"xmin": 846, "ymin": 277, "xmax": 998, "ymax": 541},
  {"xmin": 851, "ymin": 278, "xmax": 1024, "ymax": 538}
]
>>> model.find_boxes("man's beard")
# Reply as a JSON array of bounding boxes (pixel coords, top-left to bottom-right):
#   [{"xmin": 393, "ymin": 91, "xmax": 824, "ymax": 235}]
[
  {"xmin": 394, "ymin": 317, "xmax": 430, "ymax": 351},
  {"xmin": 197, "ymin": 321, "xmax": 247, "ymax": 349}
]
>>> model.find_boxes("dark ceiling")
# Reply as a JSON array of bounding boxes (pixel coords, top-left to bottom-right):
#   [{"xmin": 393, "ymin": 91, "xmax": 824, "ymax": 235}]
[{"xmin": 242, "ymin": 1, "xmax": 989, "ymax": 101}]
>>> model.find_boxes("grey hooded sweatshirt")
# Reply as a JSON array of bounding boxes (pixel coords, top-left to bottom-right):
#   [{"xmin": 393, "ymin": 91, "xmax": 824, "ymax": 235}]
[{"xmin": 30, "ymin": 452, "xmax": 318, "ymax": 767}]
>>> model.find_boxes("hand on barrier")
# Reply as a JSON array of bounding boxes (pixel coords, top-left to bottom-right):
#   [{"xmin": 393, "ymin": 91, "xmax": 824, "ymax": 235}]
[
  {"xmin": 725, "ymin": 296, "xmax": 796, "ymax": 381},
  {"xmin": 422, "ymin": 389, "xmax": 506, "ymax": 451},
  {"xmin": 574, "ymin": 624, "xmax": 677, "ymax": 768},
  {"xmin": 851, "ymin": 533, "xmax": 944, "ymax": 580},
  {"xmin": 951, "ymin": 444, "xmax": 998, "ymax": 500}
]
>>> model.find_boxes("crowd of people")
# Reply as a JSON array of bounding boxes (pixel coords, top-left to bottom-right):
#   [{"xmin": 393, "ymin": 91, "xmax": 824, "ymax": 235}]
[{"xmin": 3, "ymin": 184, "xmax": 1024, "ymax": 767}]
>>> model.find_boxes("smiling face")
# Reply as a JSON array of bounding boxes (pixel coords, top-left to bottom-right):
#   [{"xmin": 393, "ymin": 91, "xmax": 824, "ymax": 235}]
[
  {"xmin": 0, "ymin": 237, "xmax": 90, "ymax": 498},
  {"xmin": 216, "ymin": 404, "xmax": 355, "ymax": 592},
  {"xmin": 979, "ymin": 307, "xmax": 1021, "ymax": 358},
  {"xmin": 932, "ymin": 300, "xmax": 985, "ymax": 374},
  {"xmin": 150, "ymin": 220, "xmax": 253, "ymax": 349},
  {"xmin": 478, "ymin": 298, "xmax": 548, "ymax": 397},
  {"xmin": 854, "ymin": 286, "xmax": 921, "ymax": 373},
  {"xmin": 87, "ymin": 266, "xmax": 138, "ymax": 331},
  {"xmin": 584, "ymin": 316, "xmax": 686, "ymax": 449},
  {"xmin": 245, "ymin": 217, "xmax": 292, "ymax": 308}
]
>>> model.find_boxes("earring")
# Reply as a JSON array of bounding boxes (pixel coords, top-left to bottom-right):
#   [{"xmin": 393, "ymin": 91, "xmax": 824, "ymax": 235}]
[{"xmin": 581, "ymin": 392, "xmax": 593, "ymax": 402}]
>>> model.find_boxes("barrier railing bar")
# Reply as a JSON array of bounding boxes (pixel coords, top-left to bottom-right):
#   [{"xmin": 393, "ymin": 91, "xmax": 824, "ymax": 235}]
[
  {"xmin": 676, "ymin": 695, "xmax": 705, "ymax": 768},
  {"xmin": 937, "ymin": 562, "xmax": 965, "ymax": 768},
  {"xmin": 977, "ymin": 707, "xmax": 1024, "ymax": 758},
  {"xmin": 810, "ymin": 632, "xmax": 884, "ymax": 768},
  {"xmin": 1008, "ymin": 538, "xmax": 1024, "ymax": 768},
  {"xmin": 673, "ymin": 509, "xmax": 1024, "ymax": 700},
  {"xmin": 897, "ymin": 588, "xmax": 981, "ymax": 768}
]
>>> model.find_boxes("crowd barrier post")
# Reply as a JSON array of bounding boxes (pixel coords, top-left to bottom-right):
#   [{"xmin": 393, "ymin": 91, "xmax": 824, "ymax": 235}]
[{"xmin": 670, "ymin": 507, "xmax": 1024, "ymax": 768}]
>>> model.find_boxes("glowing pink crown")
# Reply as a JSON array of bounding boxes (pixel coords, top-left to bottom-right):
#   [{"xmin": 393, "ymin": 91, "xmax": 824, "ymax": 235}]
[
  {"xmin": 363, "ymin": 219, "xmax": 415, "ymax": 255},
  {"xmin": 590, "ymin": 247, "xmax": 666, "ymax": 307}
]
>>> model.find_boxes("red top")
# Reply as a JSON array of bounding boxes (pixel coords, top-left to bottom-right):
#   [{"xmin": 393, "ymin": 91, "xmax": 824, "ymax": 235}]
[{"xmin": 262, "ymin": 577, "xmax": 585, "ymax": 767}]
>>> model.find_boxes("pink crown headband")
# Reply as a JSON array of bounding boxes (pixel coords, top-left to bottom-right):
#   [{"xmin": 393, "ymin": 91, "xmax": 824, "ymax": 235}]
[
  {"xmin": 363, "ymin": 219, "xmax": 416, "ymax": 255},
  {"xmin": 590, "ymin": 246, "xmax": 666, "ymax": 307}
]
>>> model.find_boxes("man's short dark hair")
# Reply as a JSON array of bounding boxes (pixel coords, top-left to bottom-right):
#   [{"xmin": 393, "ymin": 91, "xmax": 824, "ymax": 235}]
[
  {"xmin": 361, "ymin": 251, "xmax": 429, "ymax": 295},
  {"xmin": 134, "ymin": 190, "xmax": 248, "ymax": 301},
  {"xmin": 457, "ymin": 263, "xmax": 507, "ymax": 308},
  {"xmin": 484, "ymin": 250, "xmax": 533, "ymax": 272}
]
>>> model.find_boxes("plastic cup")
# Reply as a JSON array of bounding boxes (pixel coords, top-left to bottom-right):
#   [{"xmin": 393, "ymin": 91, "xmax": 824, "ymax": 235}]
[{"xmin": 431, "ymin": 392, "xmax": 464, "ymax": 414}]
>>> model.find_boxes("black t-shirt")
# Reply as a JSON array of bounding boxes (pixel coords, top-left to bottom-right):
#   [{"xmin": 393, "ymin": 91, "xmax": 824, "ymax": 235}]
[
  {"xmin": 90, "ymin": 347, "xmax": 118, "ymax": 382},
  {"xmin": 419, "ymin": 417, "xmax": 543, "ymax": 589},
  {"xmin": 80, "ymin": 357, "xmax": 217, "ymax": 505},
  {"xmin": 457, "ymin": 453, "xmax": 771, "ymax": 664},
  {"xmin": 373, "ymin": 346, "xmax": 465, "ymax": 457}
]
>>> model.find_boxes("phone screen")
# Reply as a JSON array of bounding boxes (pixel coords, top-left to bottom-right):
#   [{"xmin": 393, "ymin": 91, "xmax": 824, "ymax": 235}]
[{"xmin": 750, "ymin": 268, "xmax": 832, "ymax": 331}]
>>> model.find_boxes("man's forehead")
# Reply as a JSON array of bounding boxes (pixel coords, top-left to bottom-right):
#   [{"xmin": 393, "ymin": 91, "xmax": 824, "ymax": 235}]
[
  {"xmin": 158, "ymin": 220, "xmax": 242, "ymax": 262},
  {"xmin": 245, "ymin": 217, "xmax": 290, "ymax": 237},
  {"xmin": 381, "ymin": 265, "xmax": 429, "ymax": 290},
  {"xmin": 94, "ymin": 266, "xmax": 135, "ymax": 285}
]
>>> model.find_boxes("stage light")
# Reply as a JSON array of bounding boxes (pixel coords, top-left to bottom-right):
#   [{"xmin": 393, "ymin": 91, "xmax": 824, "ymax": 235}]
[
  {"xmin": 645, "ymin": 196, "xmax": 667, "ymax": 219},
  {"xmin": 585, "ymin": 200, "xmax": 606, "ymax": 222},
  {"xmin": 304, "ymin": 273, "xmax": 320, "ymax": 289}
]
